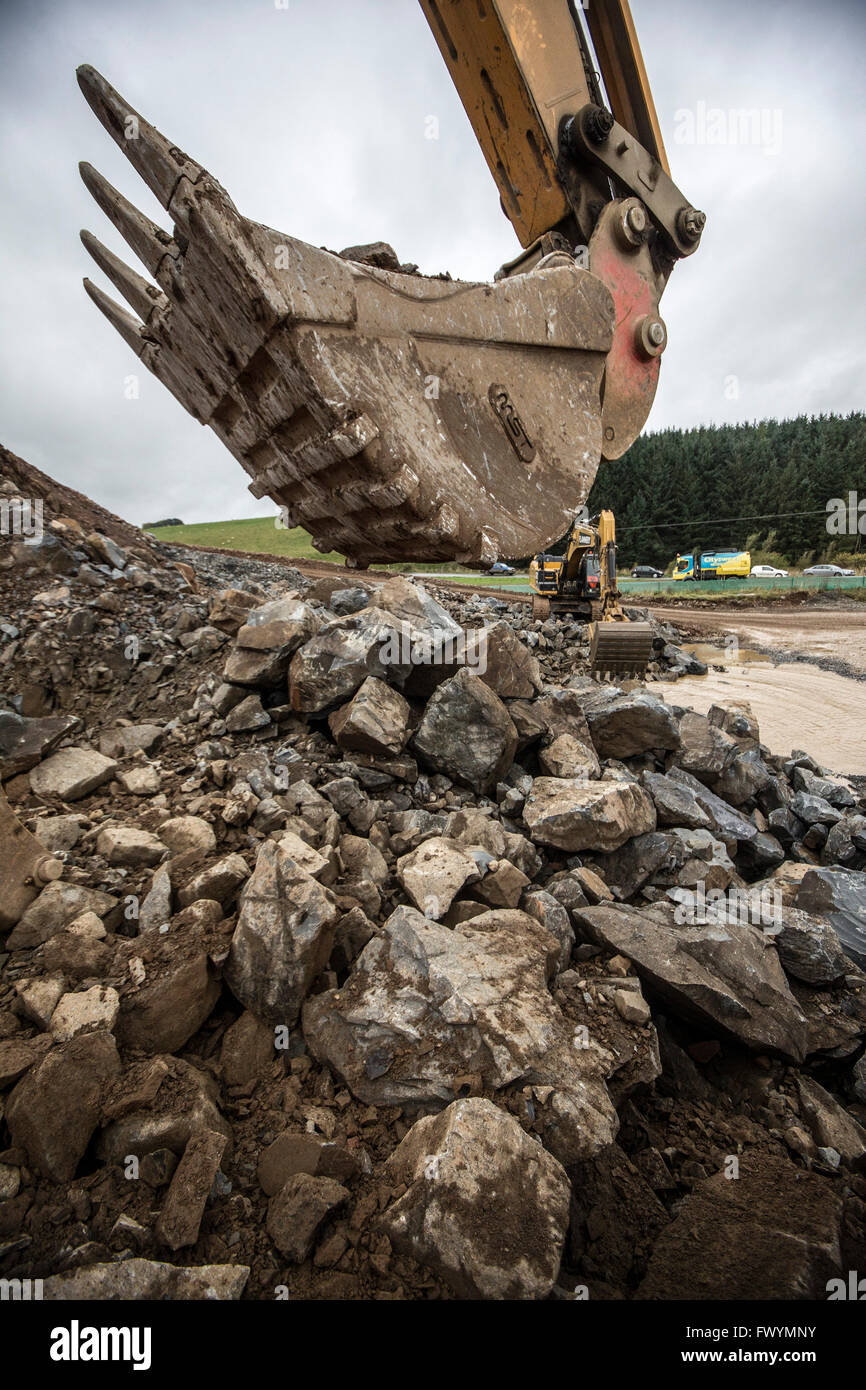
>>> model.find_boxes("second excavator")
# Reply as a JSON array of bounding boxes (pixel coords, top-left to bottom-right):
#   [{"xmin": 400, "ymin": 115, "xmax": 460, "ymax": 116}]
[{"xmin": 76, "ymin": 0, "xmax": 703, "ymax": 669}]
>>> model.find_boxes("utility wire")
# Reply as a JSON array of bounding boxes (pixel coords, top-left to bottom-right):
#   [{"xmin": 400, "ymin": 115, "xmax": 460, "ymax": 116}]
[{"xmin": 616, "ymin": 507, "xmax": 830, "ymax": 534}]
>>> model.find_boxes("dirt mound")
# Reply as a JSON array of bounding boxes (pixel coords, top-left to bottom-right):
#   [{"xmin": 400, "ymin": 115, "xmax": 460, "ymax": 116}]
[{"xmin": 1, "ymin": 443, "xmax": 160, "ymax": 564}]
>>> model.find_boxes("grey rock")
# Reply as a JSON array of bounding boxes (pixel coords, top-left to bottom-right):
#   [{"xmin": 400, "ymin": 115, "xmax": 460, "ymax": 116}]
[
  {"xmin": 289, "ymin": 609, "xmax": 408, "ymax": 714},
  {"xmin": 667, "ymin": 767, "xmax": 758, "ymax": 847},
  {"xmin": 796, "ymin": 1075, "xmax": 866, "ymax": 1164},
  {"xmin": 328, "ymin": 675, "xmax": 410, "ymax": 757},
  {"xmin": 29, "ymin": 746, "xmax": 118, "ymax": 801},
  {"xmin": 303, "ymin": 905, "xmax": 618, "ymax": 1164},
  {"xmin": 523, "ymin": 777, "xmax": 656, "ymax": 853},
  {"xmin": 413, "ymin": 668, "xmax": 517, "ymax": 795},
  {"xmin": 478, "ymin": 620, "xmax": 542, "ymax": 699},
  {"xmin": 772, "ymin": 906, "xmax": 849, "ymax": 985},
  {"xmin": 573, "ymin": 903, "xmax": 809, "ymax": 1061},
  {"xmin": 382, "ymin": 1098, "xmax": 570, "ymax": 1299},
  {"xmin": 581, "ymin": 689, "xmax": 680, "ymax": 759},
  {"xmin": 641, "ymin": 770, "xmax": 712, "ymax": 830},
  {"xmin": 226, "ymin": 840, "xmax": 339, "ymax": 1027},
  {"xmin": 795, "ymin": 867, "xmax": 866, "ymax": 970},
  {"xmin": 790, "ymin": 792, "xmax": 843, "ymax": 828},
  {"xmin": 42, "ymin": 1259, "xmax": 249, "ymax": 1300}
]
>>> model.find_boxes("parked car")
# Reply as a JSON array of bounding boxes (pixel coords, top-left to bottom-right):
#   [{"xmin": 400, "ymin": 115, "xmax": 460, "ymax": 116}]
[
  {"xmin": 750, "ymin": 564, "xmax": 788, "ymax": 577},
  {"xmin": 802, "ymin": 563, "xmax": 854, "ymax": 577},
  {"xmin": 490, "ymin": 561, "xmax": 515, "ymax": 576},
  {"xmin": 631, "ymin": 564, "xmax": 663, "ymax": 579}
]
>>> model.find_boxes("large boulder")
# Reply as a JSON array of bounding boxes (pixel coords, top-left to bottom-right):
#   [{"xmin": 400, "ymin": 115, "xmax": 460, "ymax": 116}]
[
  {"xmin": 673, "ymin": 712, "xmax": 738, "ymax": 783},
  {"xmin": 794, "ymin": 867, "xmax": 866, "ymax": 970},
  {"xmin": 412, "ymin": 669, "xmax": 517, "ymax": 795},
  {"xmin": 574, "ymin": 903, "xmax": 809, "ymax": 1061},
  {"xmin": 523, "ymin": 777, "xmax": 656, "ymax": 853},
  {"xmin": 289, "ymin": 610, "xmax": 408, "ymax": 714},
  {"xmin": 225, "ymin": 599, "xmax": 322, "ymax": 687},
  {"xmin": 368, "ymin": 576, "xmax": 462, "ymax": 644},
  {"xmin": 382, "ymin": 1098, "xmax": 570, "ymax": 1300},
  {"xmin": 637, "ymin": 1156, "xmax": 842, "ymax": 1299},
  {"xmin": 667, "ymin": 767, "xmax": 758, "ymax": 848},
  {"xmin": 303, "ymin": 905, "xmax": 618, "ymax": 1164},
  {"xmin": 538, "ymin": 732, "xmax": 600, "ymax": 779},
  {"xmin": 226, "ymin": 840, "xmax": 339, "ymax": 1027},
  {"xmin": 328, "ymin": 676, "xmax": 410, "ymax": 757},
  {"xmin": 602, "ymin": 831, "xmax": 676, "ymax": 899},
  {"xmin": 396, "ymin": 836, "xmax": 480, "ymax": 920},
  {"xmin": 772, "ymin": 905, "xmax": 849, "ymax": 985},
  {"xmin": 641, "ymin": 770, "xmax": 711, "ymax": 829},
  {"xmin": 575, "ymin": 895, "xmax": 811, "ymax": 1056},
  {"xmin": 582, "ymin": 690, "xmax": 681, "ymax": 759},
  {"xmin": 477, "ymin": 621, "xmax": 542, "ymax": 699},
  {"xmin": 6, "ymin": 1030, "xmax": 121, "ymax": 1181}
]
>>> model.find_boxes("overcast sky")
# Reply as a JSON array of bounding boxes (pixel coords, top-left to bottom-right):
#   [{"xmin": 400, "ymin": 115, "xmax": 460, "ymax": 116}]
[{"xmin": 1, "ymin": 0, "xmax": 864, "ymax": 527}]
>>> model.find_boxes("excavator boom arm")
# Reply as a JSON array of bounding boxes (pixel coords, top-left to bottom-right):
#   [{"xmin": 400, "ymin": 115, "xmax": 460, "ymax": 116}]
[{"xmin": 418, "ymin": 0, "xmax": 700, "ymax": 259}]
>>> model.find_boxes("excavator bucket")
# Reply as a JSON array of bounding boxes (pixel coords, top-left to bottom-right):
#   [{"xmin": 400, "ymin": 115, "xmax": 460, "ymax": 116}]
[
  {"xmin": 0, "ymin": 785, "xmax": 63, "ymax": 931},
  {"xmin": 76, "ymin": 67, "xmax": 617, "ymax": 568},
  {"xmin": 589, "ymin": 620, "xmax": 653, "ymax": 678}
]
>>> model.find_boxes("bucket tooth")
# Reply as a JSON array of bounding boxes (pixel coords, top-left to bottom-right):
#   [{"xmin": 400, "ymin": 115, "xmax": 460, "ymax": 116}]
[
  {"xmin": 76, "ymin": 64, "xmax": 202, "ymax": 209},
  {"xmin": 80, "ymin": 230, "xmax": 166, "ymax": 323},
  {"xmin": 79, "ymin": 162, "xmax": 178, "ymax": 277},
  {"xmin": 83, "ymin": 277, "xmax": 148, "ymax": 358}
]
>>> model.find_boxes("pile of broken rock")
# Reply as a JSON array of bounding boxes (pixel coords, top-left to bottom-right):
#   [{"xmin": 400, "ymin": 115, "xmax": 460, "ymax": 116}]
[{"xmin": 2, "ymin": 480, "xmax": 866, "ymax": 1301}]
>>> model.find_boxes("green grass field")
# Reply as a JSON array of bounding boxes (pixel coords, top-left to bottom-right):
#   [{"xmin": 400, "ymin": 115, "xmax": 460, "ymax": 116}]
[
  {"xmin": 145, "ymin": 516, "xmax": 527, "ymax": 577},
  {"xmin": 144, "ymin": 516, "xmax": 345, "ymax": 563}
]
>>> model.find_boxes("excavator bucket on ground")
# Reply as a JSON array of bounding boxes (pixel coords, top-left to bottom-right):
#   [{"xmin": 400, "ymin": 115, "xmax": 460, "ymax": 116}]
[
  {"xmin": 589, "ymin": 620, "xmax": 654, "ymax": 677},
  {"xmin": 77, "ymin": 4, "xmax": 702, "ymax": 568}
]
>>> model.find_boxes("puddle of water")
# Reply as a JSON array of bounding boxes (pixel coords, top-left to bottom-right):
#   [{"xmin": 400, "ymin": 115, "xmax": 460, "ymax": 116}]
[
  {"xmin": 668, "ymin": 647, "xmax": 866, "ymax": 775},
  {"xmin": 683, "ymin": 642, "xmax": 770, "ymax": 666}
]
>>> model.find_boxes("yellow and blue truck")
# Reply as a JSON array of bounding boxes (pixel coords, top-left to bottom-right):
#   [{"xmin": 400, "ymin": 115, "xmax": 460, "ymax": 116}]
[{"xmin": 673, "ymin": 549, "xmax": 751, "ymax": 581}]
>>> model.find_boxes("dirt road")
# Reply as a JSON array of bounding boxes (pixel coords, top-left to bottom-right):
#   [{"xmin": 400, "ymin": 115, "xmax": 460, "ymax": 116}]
[{"xmin": 651, "ymin": 603, "xmax": 866, "ymax": 676}]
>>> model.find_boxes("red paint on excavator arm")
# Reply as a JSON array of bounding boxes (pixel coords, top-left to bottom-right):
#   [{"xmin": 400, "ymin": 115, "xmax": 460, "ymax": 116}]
[{"xmin": 591, "ymin": 238, "xmax": 661, "ymax": 446}]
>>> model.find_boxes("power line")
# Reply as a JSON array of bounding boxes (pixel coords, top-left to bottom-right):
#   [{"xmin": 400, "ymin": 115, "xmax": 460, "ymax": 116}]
[{"xmin": 617, "ymin": 507, "xmax": 829, "ymax": 534}]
